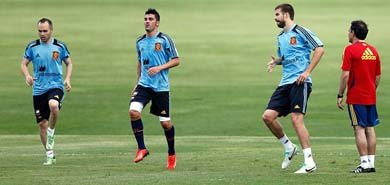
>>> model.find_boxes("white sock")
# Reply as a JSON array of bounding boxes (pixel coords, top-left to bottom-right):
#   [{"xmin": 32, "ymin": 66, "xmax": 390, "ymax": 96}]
[
  {"xmin": 367, "ymin": 155, "xmax": 375, "ymax": 168},
  {"xmin": 279, "ymin": 135, "xmax": 294, "ymax": 151},
  {"xmin": 46, "ymin": 150, "xmax": 54, "ymax": 158},
  {"xmin": 47, "ymin": 127, "xmax": 55, "ymax": 136},
  {"xmin": 360, "ymin": 155, "xmax": 369, "ymax": 168},
  {"xmin": 303, "ymin": 148, "xmax": 315, "ymax": 165}
]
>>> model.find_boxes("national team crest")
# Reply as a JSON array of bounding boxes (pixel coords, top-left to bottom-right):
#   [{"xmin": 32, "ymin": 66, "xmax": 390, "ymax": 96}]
[
  {"xmin": 290, "ymin": 36, "xmax": 297, "ymax": 45},
  {"xmin": 155, "ymin": 42, "xmax": 162, "ymax": 51},
  {"xmin": 52, "ymin": 51, "xmax": 59, "ymax": 60}
]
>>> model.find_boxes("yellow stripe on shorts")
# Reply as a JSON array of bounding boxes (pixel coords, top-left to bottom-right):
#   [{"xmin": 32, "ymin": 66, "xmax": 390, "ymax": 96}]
[{"xmin": 349, "ymin": 104, "xmax": 358, "ymax": 126}]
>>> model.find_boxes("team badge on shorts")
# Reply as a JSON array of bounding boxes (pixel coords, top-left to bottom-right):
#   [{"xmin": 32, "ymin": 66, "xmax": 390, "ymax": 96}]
[
  {"xmin": 52, "ymin": 51, "xmax": 59, "ymax": 60},
  {"xmin": 155, "ymin": 42, "xmax": 162, "ymax": 51},
  {"xmin": 290, "ymin": 36, "xmax": 297, "ymax": 45}
]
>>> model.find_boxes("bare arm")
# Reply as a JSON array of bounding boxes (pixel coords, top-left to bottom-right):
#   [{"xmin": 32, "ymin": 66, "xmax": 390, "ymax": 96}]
[
  {"xmin": 296, "ymin": 46, "xmax": 325, "ymax": 85},
  {"xmin": 267, "ymin": 55, "xmax": 282, "ymax": 72},
  {"xmin": 21, "ymin": 58, "xmax": 34, "ymax": 86},
  {"xmin": 375, "ymin": 75, "xmax": 380, "ymax": 89},
  {"xmin": 131, "ymin": 62, "xmax": 141, "ymax": 95},
  {"xmin": 337, "ymin": 70, "xmax": 349, "ymax": 110},
  {"xmin": 63, "ymin": 57, "xmax": 73, "ymax": 92},
  {"xmin": 147, "ymin": 57, "xmax": 180, "ymax": 76}
]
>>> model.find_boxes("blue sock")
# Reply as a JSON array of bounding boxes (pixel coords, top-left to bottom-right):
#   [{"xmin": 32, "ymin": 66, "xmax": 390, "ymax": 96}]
[
  {"xmin": 131, "ymin": 119, "xmax": 146, "ymax": 149},
  {"xmin": 164, "ymin": 126, "xmax": 175, "ymax": 155}
]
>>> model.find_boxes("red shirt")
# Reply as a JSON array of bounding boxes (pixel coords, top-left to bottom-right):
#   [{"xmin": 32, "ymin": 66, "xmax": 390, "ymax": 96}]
[{"xmin": 342, "ymin": 41, "xmax": 381, "ymax": 104}]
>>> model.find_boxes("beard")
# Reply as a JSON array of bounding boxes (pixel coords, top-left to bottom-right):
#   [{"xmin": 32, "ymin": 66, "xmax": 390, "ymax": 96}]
[{"xmin": 276, "ymin": 20, "xmax": 286, "ymax": 28}]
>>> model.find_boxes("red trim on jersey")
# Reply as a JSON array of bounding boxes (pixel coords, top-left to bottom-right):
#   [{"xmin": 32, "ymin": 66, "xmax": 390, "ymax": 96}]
[{"xmin": 342, "ymin": 41, "xmax": 381, "ymax": 104}]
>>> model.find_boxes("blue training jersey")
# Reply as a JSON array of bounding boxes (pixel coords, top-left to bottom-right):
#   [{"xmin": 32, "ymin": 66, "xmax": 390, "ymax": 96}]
[
  {"xmin": 136, "ymin": 32, "xmax": 179, "ymax": 92},
  {"xmin": 277, "ymin": 24, "xmax": 323, "ymax": 86},
  {"xmin": 24, "ymin": 38, "xmax": 70, "ymax": 95}
]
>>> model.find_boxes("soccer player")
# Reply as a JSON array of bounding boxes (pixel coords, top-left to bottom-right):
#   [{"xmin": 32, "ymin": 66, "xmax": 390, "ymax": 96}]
[
  {"xmin": 337, "ymin": 20, "xmax": 381, "ymax": 174},
  {"xmin": 129, "ymin": 8, "xmax": 180, "ymax": 170},
  {"xmin": 263, "ymin": 3, "xmax": 324, "ymax": 173},
  {"xmin": 21, "ymin": 18, "xmax": 73, "ymax": 165}
]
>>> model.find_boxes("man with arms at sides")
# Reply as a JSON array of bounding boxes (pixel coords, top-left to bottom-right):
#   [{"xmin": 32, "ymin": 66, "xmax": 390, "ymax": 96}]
[
  {"xmin": 129, "ymin": 8, "xmax": 180, "ymax": 170},
  {"xmin": 337, "ymin": 20, "xmax": 381, "ymax": 174},
  {"xmin": 263, "ymin": 3, "xmax": 325, "ymax": 173},
  {"xmin": 21, "ymin": 18, "xmax": 73, "ymax": 165}
]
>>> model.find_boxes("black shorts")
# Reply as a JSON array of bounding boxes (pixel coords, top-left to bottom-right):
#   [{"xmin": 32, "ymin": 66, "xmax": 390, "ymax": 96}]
[
  {"xmin": 266, "ymin": 83, "xmax": 312, "ymax": 117},
  {"xmin": 33, "ymin": 88, "xmax": 64, "ymax": 123},
  {"xmin": 130, "ymin": 85, "xmax": 170, "ymax": 117}
]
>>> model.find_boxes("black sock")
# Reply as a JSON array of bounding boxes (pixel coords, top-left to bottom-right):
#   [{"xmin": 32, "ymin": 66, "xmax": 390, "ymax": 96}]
[
  {"xmin": 131, "ymin": 119, "xmax": 146, "ymax": 149},
  {"xmin": 164, "ymin": 126, "xmax": 175, "ymax": 155}
]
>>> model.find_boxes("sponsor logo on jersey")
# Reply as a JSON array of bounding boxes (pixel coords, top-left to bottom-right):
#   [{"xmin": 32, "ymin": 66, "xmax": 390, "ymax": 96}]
[
  {"xmin": 361, "ymin": 48, "xmax": 377, "ymax": 60},
  {"xmin": 39, "ymin": 66, "xmax": 46, "ymax": 72}
]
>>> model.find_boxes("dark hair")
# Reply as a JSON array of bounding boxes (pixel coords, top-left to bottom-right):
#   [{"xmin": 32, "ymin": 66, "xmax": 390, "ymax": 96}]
[
  {"xmin": 275, "ymin": 3, "xmax": 295, "ymax": 20},
  {"xmin": 145, "ymin": 8, "xmax": 160, "ymax": 21},
  {"xmin": 350, "ymin": 20, "xmax": 368, "ymax": 40},
  {"xmin": 37, "ymin": 18, "xmax": 53, "ymax": 29}
]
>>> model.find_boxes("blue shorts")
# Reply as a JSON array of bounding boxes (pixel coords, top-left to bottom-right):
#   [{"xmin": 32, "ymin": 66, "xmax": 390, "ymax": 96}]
[
  {"xmin": 266, "ymin": 82, "xmax": 312, "ymax": 117},
  {"xmin": 347, "ymin": 104, "xmax": 379, "ymax": 128}
]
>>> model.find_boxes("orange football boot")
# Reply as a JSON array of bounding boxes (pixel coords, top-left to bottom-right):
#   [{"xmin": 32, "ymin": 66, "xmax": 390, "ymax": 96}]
[
  {"xmin": 133, "ymin": 149, "xmax": 149, "ymax": 163},
  {"xmin": 167, "ymin": 154, "xmax": 176, "ymax": 170}
]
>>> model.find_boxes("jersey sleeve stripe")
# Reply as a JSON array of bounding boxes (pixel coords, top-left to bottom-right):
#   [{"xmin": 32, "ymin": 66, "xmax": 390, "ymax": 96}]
[
  {"xmin": 27, "ymin": 39, "xmax": 40, "ymax": 49},
  {"xmin": 136, "ymin": 34, "xmax": 146, "ymax": 44},
  {"xmin": 53, "ymin": 39, "xmax": 71, "ymax": 56},
  {"xmin": 296, "ymin": 26, "xmax": 320, "ymax": 48},
  {"xmin": 161, "ymin": 33, "xmax": 179, "ymax": 57}
]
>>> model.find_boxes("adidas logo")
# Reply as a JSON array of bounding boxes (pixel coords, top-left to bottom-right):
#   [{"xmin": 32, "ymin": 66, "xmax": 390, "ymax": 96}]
[
  {"xmin": 361, "ymin": 48, "xmax": 377, "ymax": 60},
  {"xmin": 161, "ymin": 110, "xmax": 166, "ymax": 115},
  {"xmin": 294, "ymin": 105, "xmax": 300, "ymax": 109}
]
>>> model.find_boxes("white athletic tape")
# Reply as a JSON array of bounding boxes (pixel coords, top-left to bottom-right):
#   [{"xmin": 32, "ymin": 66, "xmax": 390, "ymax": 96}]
[
  {"xmin": 129, "ymin": 102, "xmax": 144, "ymax": 112},
  {"xmin": 159, "ymin": 116, "xmax": 171, "ymax": 121}
]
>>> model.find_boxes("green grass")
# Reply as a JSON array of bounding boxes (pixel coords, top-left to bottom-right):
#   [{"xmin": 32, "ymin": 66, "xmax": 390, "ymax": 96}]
[
  {"xmin": 1, "ymin": 0, "xmax": 389, "ymax": 136},
  {"xmin": 1, "ymin": 0, "xmax": 390, "ymax": 184},
  {"xmin": 1, "ymin": 135, "xmax": 390, "ymax": 185}
]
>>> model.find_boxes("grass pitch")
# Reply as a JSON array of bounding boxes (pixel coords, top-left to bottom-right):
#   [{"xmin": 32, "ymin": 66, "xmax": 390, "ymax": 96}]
[
  {"xmin": 1, "ymin": 135, "xmax": 390, "ymax": 185},
  {"xmin": 1, "ymin": 0, "xmax": 390, "ymax": 184},
  {"xmin": 1, "ymin": 0, "xmax": 389, "ymax": 136}
]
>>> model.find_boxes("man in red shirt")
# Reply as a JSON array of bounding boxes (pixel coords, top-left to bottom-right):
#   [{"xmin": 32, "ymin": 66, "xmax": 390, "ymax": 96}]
[{"xmin": 337, "ymin": 20, "xmax": 381, "ymax": 174}]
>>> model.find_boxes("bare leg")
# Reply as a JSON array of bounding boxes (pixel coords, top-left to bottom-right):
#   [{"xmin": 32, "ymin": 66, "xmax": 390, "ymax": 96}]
[
  {"xmin": 354, "ymin": 126, "xmax": 368, "ymax": 156},
  {"xmin": 290, "ymin": 112, "xmax": 316, "ymax": 173},
  {"xmin": 38, "ymin": 120, "xmax": 49, "ymax": 150},
  {"xmin": 291, "ymin": 113, "xmax": 310, "ymax": 149},
  {"xmin": 262, "ymin": 109, "xmax": 284, "ymax": 139},
  {"xmin": 48, "ymin": 99, "xmax": 60, "ymax": 129},
  {"xmin": 365, "ymin": 127, "xmax": 376, "ymax": 155},
  {"xmin": 160, "ymin": 120, "xmax": 173, "ymax": 130}
]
